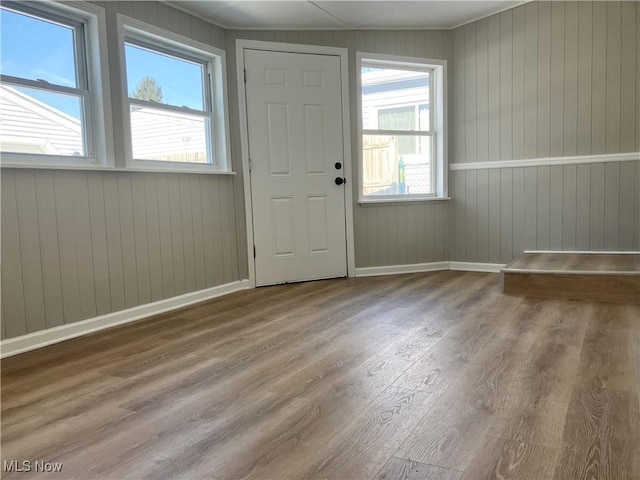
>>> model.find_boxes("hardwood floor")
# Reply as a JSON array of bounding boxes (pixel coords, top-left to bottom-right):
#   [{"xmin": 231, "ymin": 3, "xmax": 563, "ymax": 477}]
[{"xmin": 1, "ymin": 271, "xmax": 639, "ymax": 480}]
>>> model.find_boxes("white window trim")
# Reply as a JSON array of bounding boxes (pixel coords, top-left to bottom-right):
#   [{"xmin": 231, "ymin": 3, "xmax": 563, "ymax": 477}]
[
  {"xmin": 116, "ymin": 14, "xmax": 231, "ymax": 173},
  {"xmin": 357, "ymin": 52, "xmax": 448, "ymax": 204},
  {"xmin": 0, "ymin": 0, "xmax": 114, "ymax": 168}
]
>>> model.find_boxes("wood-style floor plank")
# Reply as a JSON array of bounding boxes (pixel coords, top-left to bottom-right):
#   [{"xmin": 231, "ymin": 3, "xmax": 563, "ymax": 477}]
[
  {"xmin": 299, "ymin": 386, "xmax": 439, "ymax": 480},
  {"xmin": 574, "ymin": 319, "xmax": 638, "ymax": 392},
  {"xmin": 461, "ymin": 435, "xmax": 558, "ymax": 480},
  {"xmin": 485, "ymin": 341, "xmax": 581, "ymax": 448},
  {"xmin": 390, "ymin": 319, "xmax": 496, "ymax": 393},
  {"xmin": 553, "ymin": 388, "xmax": 640, "ymax": 480},
  {"xmin": 1, "ymin": 271, "xmax": 639, "ymax": 480},
  {"xmin": 374, "ymin": 457, "xmax": 462, "ymax": 480},
  {"xmin": 238, "ymin": 359, "xmax": 419, "ymax": 480},
  {"xmin": 394, "ymin": 348, "xmax": 525, "ymax": 471}
]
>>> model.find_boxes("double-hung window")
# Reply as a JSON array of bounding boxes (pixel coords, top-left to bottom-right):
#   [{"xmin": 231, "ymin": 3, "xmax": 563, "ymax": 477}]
[
  {"xmin": 0, "ymin": 1, "xmax": 110, "ymax": 166},
  {"xmin": 120, "ymin": 18, "xmax": 230, "ymax": 171},
  {"xmin": 357, "ymin": 53, "xmax": 447, "ymax": 202}
]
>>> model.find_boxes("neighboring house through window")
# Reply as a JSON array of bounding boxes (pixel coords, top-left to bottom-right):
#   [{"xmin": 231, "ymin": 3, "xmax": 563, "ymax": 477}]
[
  {"xmin": 0, "ymin": 1, "xmax": 111, "ymax": 166},
  {"xmin": 118, "ymin": 16, "xmax": 231, "ymax": 172},
  {"xmin": 357, "ymin": 52, "xmax": 447, "ymax": 202}
]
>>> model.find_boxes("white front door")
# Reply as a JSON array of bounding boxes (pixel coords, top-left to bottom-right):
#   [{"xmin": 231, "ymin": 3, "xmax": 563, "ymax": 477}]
[{"xmin": 244, "ymin": 49, "xmax": 347, "ymax": 286}]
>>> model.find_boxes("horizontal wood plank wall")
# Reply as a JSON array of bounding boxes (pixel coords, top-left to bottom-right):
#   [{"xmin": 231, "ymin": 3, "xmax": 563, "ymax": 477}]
[
  {"xmin": 226, "ymin": 30, "xmax": 452, "ymax": 268},
  {"xmin": 451, "ymin": 160, "xmax": 640, "ymax": 263},
  {"xmin": 450, "ymin": 1, "xmax": 640, "ymax": 262},
  {"xmin": 0, "ymin": 2, "xmax": 241, "ymax": 340}
]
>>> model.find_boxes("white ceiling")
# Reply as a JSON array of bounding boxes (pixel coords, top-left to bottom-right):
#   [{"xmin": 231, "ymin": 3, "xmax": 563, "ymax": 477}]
[{"xmin": 166, "ymin": 1, "xmax": 526, "ymax": 30}]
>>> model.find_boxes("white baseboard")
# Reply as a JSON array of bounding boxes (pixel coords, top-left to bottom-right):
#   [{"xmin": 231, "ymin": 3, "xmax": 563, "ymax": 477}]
[
  {"xmin": 448, "ymin": 261, "xmax": 505, "ymax": 273},
  {"xmin": 355, "ymin": 261, "xmax": 449, "ymax": 277},
  {"xmin": 524, "ymin": 250, "xmax": 640, "ymax": 255},
  {"xmin": 0, "ymin": 280, "xmax": 250, "ymax": 359},
  {"xmin": 356, "ymin": 261, "xmax": 505, "ymax": 277}
]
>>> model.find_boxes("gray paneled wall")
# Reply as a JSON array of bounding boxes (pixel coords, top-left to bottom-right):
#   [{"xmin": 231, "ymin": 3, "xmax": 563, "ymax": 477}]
[
  {"xmin": 99, "ymin": 0, "xmax": 226, "ymax": 45},
  {"xmin": 451, "ymin": 161, "xmax": 640, "ymax": 263},
  {"xmin": 452, "ymin": 1, "xmax": 639, "ymax": 164},
  {"xmin": 1, "ymin": 170, "xmax": 239, "ymax": 340},
  {"xmin": 3, "ymin": 1, "xmax": 639, "ymax": 341},
  {"xmin": 1, "ymin": 2, "xmax": 241, "ymax": 340},
  {"xmin": 96, "ymin": 1, "xmax": 247, "ymax": 280},
  {"xmin": 354, "ymin": 203, "xmax": 449, "ymax": 267},
  {"xmin": 450, "ymin": 1, "xmax": 640, "ymax": 262},
  {"xmin": 226, "ymin": 30, "xmax": 453, "ymax": 268}
]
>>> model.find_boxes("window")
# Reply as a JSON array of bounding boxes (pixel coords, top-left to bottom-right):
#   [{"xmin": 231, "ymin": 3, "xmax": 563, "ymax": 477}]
[
  {"xmin": 0, "ymin": 1, "xmax": 111, "ymax": 166},
  {"xmin": 357, "ymin": 53, "xmax": 447, "ymax": 202},
  {"xmin": 120, "ymin": 17, "xmax": 230, "ymax": 171}
]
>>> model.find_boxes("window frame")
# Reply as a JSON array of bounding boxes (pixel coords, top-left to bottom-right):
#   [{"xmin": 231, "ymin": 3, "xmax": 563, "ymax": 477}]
[
  {"xmin": 117, "ymin": 15, "xmax": 231, "ymax": 173},
  {"xmin": 0, "ymin": 0, "xmax": 113, "ymax": 168},
  {"xmin": 357, "ymin": 52, "xmax": 448, "ymax": 203}
]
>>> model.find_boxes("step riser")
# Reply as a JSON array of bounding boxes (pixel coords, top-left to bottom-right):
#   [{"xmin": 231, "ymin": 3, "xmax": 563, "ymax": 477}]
[{"xmin": 502, "ymin": 272, "xmax": 640, "ymax": 304}]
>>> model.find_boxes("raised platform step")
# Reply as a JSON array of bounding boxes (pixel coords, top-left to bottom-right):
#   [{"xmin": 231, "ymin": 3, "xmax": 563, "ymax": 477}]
[{"xmin": 501, "ymin": 252, "xmax": 640, "ymax": 304}]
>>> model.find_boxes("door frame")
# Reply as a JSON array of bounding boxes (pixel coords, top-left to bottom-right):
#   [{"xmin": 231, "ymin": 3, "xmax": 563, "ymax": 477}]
[{"xmin": 236, "ymin": 39, "xmax": 355, "ymax": 288}]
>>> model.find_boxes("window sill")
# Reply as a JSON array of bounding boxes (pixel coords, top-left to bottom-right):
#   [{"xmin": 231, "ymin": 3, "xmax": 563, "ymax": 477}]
[
  {"xmin": 358, "ymin": 196, "xmax": 451, "ymax": 205},
  {"xmin": 0, "ymin": 162, "xmax": 237, "ymax": 175}
]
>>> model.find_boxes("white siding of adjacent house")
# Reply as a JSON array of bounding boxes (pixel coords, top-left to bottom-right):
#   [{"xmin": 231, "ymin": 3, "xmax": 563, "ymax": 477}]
[
  {"xmin": 0, "ymin": 86, "xmax": 83, "ymax": 156},
  {"xmin": 130, "ymin": 108, "xmax": 208, "ymax": 162}
]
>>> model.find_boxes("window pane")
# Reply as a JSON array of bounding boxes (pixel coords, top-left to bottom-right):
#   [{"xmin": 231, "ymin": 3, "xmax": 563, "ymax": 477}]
[
  {"xmin": 361, "ymin": 66, "xmax": 429, "ymax": 131},
  {"xmin": 1, "ymin": 7, "xmax": 78, "ymax": 88},
  {"xmin": 0, "ymin": 84, "xmax": 85, "ymax": 156},
  {"xmin": 378, "ymin": 106, "xmax": 414, "ymax": 130},
  {"xmin": 130, "ymin": 105, "xmax": 210, "ymax": 163},
  {"xmin": 125, "ymin": 43, "xmax": 205, "ymax": 111},
  {"xmin": 362, "ymin": 135, "xmax": 432, "ymax": 196}
]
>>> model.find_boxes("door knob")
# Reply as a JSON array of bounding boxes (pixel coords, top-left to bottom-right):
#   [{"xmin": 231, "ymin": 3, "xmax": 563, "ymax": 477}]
[
  {"xmin": 335, "ymin": 177, "xmax": 345, "ymax": 185},
  {"xmin": 335, "ymin": 162, "xmax": 342, "ymax": 170}
]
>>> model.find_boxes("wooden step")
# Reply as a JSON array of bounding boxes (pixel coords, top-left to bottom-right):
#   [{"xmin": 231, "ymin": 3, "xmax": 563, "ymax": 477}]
[{"xmin": 501, "ymin": 252, "xmax": 640, "ymax": 304}]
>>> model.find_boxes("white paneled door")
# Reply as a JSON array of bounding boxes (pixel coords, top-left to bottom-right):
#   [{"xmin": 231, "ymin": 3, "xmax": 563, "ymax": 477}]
[{"xmin": 244, "ymin": 49, "xmax": 347, "ymax": 286}]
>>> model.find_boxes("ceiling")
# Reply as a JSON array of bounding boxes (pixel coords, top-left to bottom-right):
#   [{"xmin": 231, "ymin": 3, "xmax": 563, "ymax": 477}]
[{"xmin": 166, "ymin": 1, "xmax": 526, "ymax": 30}]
